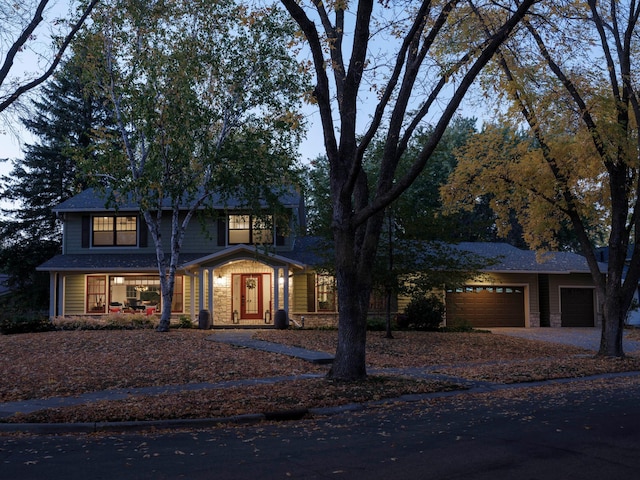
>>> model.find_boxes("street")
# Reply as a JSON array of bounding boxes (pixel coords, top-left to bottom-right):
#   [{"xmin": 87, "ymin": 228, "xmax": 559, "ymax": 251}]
[{"xmin": 2, "ymin": 376, "xmax": 639, "ymax": 479}]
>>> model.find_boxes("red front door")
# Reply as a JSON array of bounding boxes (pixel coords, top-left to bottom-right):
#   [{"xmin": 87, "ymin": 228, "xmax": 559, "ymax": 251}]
[{"xmin": 240, "ymin": 274, "xmax": 263, "ymax": 319}]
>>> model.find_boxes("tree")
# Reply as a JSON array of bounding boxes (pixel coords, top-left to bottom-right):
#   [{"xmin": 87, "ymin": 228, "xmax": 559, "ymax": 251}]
[
  {"xmin": 443, "ymin": 125, "xmax": 603, "ymax": 251},
  {"xmin": 444, "ymin": 1, "xmax": 640, "ymax": 357},
  {"xmin": 84, "ymin": 0, "xmax": 308, "ymax": 331},
  {"xmin": 372, "ymin": 117, "xmax": 496, "ymax": 243},
  {"xmin": 1, "ymin": 38, "xmax": 114, "ymax": 242},
  {"xmin": 304, "ymin": 118, "xmax": 493, "ymax": 337},
  {"xmin": 0, "ymin": 37, "xmax": 115, "ymax": 313},
  {"xmin": 0, "ymin": 0, "xmax": 99, "ymax": 117},
  {"xmin": 280, "ymin": 0, "xmax": 538, "ymax": 379}
]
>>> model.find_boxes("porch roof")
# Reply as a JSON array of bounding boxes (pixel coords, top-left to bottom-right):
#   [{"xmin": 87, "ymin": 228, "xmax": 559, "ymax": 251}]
[
  {"xmin": 36, "ymin": 253, "xmax": 196, "ymax": 272},
  {"xmin": 179, "ymin": 245, "xmax": 307, "ymax": 269}
]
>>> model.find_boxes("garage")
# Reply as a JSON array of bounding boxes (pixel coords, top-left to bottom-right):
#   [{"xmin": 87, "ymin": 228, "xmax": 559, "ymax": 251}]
[
  {"xmin": 560, "ymin": 288, "xmax": 595, "ymax": 327},
  {"xmin": 446, "ymin": 286, "xmax": 525, "ymax": 328}
]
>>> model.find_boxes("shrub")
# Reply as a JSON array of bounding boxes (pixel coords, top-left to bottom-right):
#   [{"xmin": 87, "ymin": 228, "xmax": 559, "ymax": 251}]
[
  {"xmin": 367, "ymin": 317, "xmax": 388, "ymax": 331},
  {"xmin": 52, "ymin": 314, "xmax": 156, "ymax": 331},
  {"xmin": 0, "ymin": 312, "xmax": 53, "ymax": 335},
  {"xmin": 175, "ymin": 315, "xmax": 193, "ymax": 329},
  {"xmin": 440, "ymin": 320, "xmax": 475, "ymax": 332},
  {"xmin": 403, "ymin": 295, "xmax": 445, "ymax": 331}
]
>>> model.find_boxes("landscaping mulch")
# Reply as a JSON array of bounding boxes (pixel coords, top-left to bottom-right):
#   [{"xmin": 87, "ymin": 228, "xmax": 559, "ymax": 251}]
[{"xmin": 2, "ymin": 328, "xmax": 640, "ymax": 424}]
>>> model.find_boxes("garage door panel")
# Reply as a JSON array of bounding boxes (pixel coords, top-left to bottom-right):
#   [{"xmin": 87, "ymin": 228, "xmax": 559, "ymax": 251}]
[
  {"xmin": 446, "ymin": 286, "xmax": 525, "ymax": 327},
  {"xmin": 561, "ymin": 288, "xmax": 594, "ymax": 327}
]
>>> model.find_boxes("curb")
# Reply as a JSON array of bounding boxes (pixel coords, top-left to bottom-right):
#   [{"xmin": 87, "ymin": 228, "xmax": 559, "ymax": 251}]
[{"xmin": 2, "ymin": 371, "xmax": 640, "ymax": 435}]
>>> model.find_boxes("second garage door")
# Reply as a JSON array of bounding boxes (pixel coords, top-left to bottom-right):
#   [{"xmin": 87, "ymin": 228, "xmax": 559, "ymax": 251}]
[
  {"xmin": 446, "ymin": 286, "xmax": 525, "ymax": 328},
  {"xmin": 560, "ymin": 288, "xmax": 595, "ymax": 327}
]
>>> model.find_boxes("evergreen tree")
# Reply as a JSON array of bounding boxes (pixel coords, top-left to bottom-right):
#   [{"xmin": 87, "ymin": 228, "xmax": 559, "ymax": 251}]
[
  {"xmin": 0, "ymin": 39, "xmax": 112, "ymax": 243},
  {"xmin": 0, "ymin": 39, "xmax": 114, "ymax": 315}
]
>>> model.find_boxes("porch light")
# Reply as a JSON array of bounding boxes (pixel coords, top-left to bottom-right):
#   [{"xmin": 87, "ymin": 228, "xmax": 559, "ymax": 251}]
[
  {"xmin": 215, "ymin": 274, "xmax": 225, "ymax": 286},
  {"xmin": 278, "ymin": 271, "xmax": 284, "ymax": 285}
]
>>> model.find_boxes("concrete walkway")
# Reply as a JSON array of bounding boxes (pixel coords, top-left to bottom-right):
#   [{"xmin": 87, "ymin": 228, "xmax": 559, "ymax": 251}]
[
  {"xmin": 488, "ymin": 327, "xmax": 640, "ymax": 353},
  {"xmin": 206, "ymin": 331, "xmax": 334, "ymax": 364}
]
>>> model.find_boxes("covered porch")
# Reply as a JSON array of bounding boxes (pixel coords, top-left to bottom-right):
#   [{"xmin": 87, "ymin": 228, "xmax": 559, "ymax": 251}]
[{"xmin": 182, "ymin": 246, "xmax": 303, "ymax": 327}]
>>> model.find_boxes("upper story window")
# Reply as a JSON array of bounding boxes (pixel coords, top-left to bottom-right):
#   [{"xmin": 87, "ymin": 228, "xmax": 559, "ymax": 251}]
[
  {"xmin": 228, "ymin": 214, "xmax": 273, "ymax": 245},
  {"xmin": 93, "ymin": 215, "xmax": 137, "ymax": 247}
]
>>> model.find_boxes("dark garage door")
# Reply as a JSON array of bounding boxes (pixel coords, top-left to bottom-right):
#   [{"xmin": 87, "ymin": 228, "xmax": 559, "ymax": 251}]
[
  {"xmin": 446, "ymin": 286, "xmax": 525, "ymax": 328},
  {"xmin": 561, "ymin": 288, "xmax": 595, "ymax": 327}
]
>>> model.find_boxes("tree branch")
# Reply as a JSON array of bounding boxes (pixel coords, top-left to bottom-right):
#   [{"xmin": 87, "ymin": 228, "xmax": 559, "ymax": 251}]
[{"xmin": 0, "ymin": 0, "xmax": 100, "ymax": 113}]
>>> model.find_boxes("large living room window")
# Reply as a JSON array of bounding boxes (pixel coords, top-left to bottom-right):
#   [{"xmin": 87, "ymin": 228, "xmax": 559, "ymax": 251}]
[
  {"xmin": 228, "ymin": 214, "xmax": 273, "ymax": 245},
  {"xmin": 93, "ymin": 215, "xmax": 137, "ymax": 246}
]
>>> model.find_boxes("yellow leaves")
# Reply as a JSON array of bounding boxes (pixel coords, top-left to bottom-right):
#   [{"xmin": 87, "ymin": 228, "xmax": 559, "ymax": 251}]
[
  {"xmin": 441, "ymin": 115, "xmax": 613, "ymax": 249},
  {"xmin": 276, "ymin": 111, "xmax": 304, "ymax": 131}
]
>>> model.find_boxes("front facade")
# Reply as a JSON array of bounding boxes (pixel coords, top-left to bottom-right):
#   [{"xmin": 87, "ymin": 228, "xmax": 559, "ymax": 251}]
[
  {"xmin": 38, "ymin": 188, "xmax": 346, "ymax": 328},
  {"xmin": 38, "ymin": 190, "xmax": 603, "ymax": 329}
]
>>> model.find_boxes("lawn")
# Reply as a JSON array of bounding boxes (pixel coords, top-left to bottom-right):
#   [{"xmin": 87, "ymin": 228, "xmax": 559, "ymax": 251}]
[{"xmin": 1, "ymin": 329, "xmax": 639, "ymax": 424}]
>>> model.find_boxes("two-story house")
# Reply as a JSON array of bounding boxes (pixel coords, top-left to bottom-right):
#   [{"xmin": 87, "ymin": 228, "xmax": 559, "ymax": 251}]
[
  {"xmin": 38, "ymin": 188, "xmax": 605, "ymax": 329},
  {"xmin": 37, "ymin": 187, "xmax": 341, "ymax": 328}
]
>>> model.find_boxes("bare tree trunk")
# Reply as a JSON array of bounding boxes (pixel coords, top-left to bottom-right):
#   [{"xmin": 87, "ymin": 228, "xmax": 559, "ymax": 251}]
[
  {"xmin": 598, "ymin": 284, "xmax": 626, "ymax": 357},
  {"xmin": 157, "ymin": 278, "xmax": 174, "ymax": 332}
]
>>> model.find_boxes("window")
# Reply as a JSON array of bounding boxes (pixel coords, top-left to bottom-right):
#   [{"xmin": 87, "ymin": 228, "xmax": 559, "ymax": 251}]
[
  {"xmin": 317, "ymin": 275, "xmax": 336, "ymax": 311},
  {"xmin": 87, "ymin": 276, "xmax": 107, "ymax": 313},
  {"xmin": 93, "ymin": 216, "xmax": 137, "ymax": 246},
  {"xmin": 106, "ymin": 275, "xmax": 184, "ymax": 313},
  {"xmin": 228, "ymin": 214, "xmax": 273, "ymax": 245},
  {"xmin": 369, "ymin": 290, "xmax": 387, "ymax": 311}
]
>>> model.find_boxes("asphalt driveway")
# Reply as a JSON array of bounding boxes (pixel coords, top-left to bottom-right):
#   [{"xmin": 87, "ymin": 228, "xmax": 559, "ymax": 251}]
[{"xmin": 489, "ymin": 327, "xmax": 640, "ymax": 353}]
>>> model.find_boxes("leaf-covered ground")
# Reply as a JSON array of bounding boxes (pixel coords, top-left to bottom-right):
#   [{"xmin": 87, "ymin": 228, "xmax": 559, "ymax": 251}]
[{"xmin": 2, "ymin": 329, "xmax": 639, "ymax": 424}]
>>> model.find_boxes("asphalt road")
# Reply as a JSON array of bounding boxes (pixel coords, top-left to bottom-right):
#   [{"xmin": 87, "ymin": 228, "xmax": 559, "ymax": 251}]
[{"xmin": 2, "ymin": 375, "xmax": 639, "ymax": 480}]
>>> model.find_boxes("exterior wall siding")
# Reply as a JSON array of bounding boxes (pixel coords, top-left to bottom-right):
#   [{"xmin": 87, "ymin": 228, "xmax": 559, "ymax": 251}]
[
  {"xmin": 64, "ymin": 213, "xmax": 157, "ymax": 255},
  {"xmin": 64, "ymin": 212, "xmax": 295, "ymax": 255},
  {"xmin": 63, "ymin": 274, "xmax": 87, "ymax": 315},
  {"xmin": 291, "ymin": 273, "xmax": 309, "ymax": 313}
]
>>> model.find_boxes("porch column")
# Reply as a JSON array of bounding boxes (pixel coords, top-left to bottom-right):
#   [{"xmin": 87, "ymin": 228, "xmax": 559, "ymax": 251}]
[
  {"xmin": 208, "ymin": 268, "xmax": 215, "ymax": 314},
  {"xmin": 198, "ymin": 268, "xmax": 205, "ymax": 313},
  {"xmin": 57, "ymin": 274, "xmax": 64, "ymax": 317},
  {"xmin": 48, "ymin": 273, "xmax": 56, "ymax": 319},
  {"xmin": 283, "ymin": 266, "xmax": 290, "ymax": 313},
  {"xmin": 273, "ymin": 266, "xmax": 280, "ymax": 311},
  {"xmin": 189, "ymin": 274, "xmax": 196, "ymax": 321}
]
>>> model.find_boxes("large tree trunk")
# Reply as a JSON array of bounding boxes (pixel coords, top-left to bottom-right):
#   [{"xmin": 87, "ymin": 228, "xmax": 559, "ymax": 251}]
[
  {"xmin": 328, "ymin": 218, "xmax": 368, "ymax": 379},
  {"xmin": 156, "ymin": 274, "xmax": 174, "ymax": 333},
  {"xmin": 328, "ymin": 203, "xmax": 385, "ymax": 380},
  {"xmin": 598, "ymin": 284, "xmax": 626, "ymax": 357},
  {"xmin": 330, "ymin": 266, "xmax": 370, "ymax": 380}
]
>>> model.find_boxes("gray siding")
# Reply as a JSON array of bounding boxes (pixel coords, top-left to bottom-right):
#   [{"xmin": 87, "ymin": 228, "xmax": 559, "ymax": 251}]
[
  {"xmin": 64, "ymin": 274, "xmax": 86, "ymax": 315},
  {"xmin": 63, "ymin": 211, "xmax": 295, "ymax": 255}
]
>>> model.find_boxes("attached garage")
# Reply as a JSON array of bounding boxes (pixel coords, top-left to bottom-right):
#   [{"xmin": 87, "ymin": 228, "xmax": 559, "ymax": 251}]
[
  {"xmin": 446, "ymin": 286, "xmax": 525, "ymax": 328},
  {"xmin": 560, "ymin": 287, "xmax": 595, "ymax": 327},
  {"xmin": 428, "ymin": 242, "xmax": 603, "ymax": 329}
]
